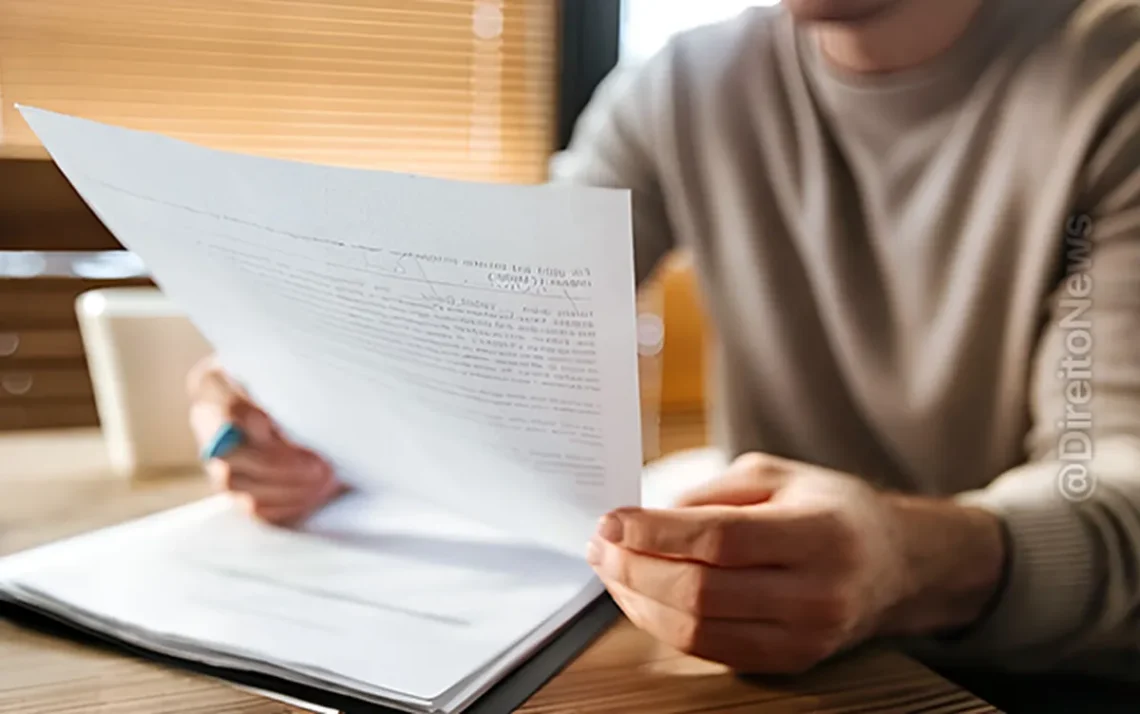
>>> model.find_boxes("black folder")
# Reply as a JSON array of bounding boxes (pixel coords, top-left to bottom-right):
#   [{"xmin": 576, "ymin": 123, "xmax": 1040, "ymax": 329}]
[{"xmin": 1, "ymin": 593, "xmax": 619, "ymax": 713}]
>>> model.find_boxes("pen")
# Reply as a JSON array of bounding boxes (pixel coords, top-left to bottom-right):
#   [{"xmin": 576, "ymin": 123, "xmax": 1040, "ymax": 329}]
[{"xmin": 200, "ymin": 421, "xmax": 245, "ymax": 460}]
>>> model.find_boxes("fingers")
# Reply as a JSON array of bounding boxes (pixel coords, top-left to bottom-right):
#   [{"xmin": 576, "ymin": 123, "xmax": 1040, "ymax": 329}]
[
  {"xmin": 589, "ymin": 537, "xmax": 856, "ymax": 629},
  {"xmin": 247, "ymin": 478, "xmax": 344, "ymax": 526},
  {"xmin": 595, "ymin": 452, "xmax": 885, "ymax": 674},
  {"xmin": 187, "ymin": 356, "xmax": 341, "ymax": 526},
  {"xmin": 596, "ymin": 506, "xmax": 755, "ymax": 566},
  {"xmin": 207, "ymin": 450, "xmax": 339, "ymax": 525},
  {"xmin": 587, "ymin": 536, "xmax": 790, "ymax": 619},
  {"xmin": 673, "ymin": 452, "xmax": 788, "ymax": 508},
  {"xmin": 206, "ymin": 457, "xmax": 324, "ymax": 498},
  {"xmin": 211, "ymin": 448, "xmax": 329, "ymax": 487},
  {"xmin": 231, "ymin": 491, "xmax": 327, "ymax": 527},
  {"xmin": 186, "ymin": 355, "xmax": 275, "ymax": 447},
  {"xmin": 597, "ymin": 504, "xmax": 821, "ymax": 567},
  {"xmin": 599, "ymin": 452, "xmax": 852, "ymax": 567},
  {"xmin": 600, "ymin": 576, "xmax": 831, "ymax": 674}
]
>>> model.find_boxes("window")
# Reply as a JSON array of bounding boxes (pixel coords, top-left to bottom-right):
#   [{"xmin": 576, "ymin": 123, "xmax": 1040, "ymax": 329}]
[
  {"xmin": 0, "ymin": 0, "xmax": 560, "ymax": 431},
  {"xmin": 1, "ymin": 0, "xmax": 561, "ymax": 252},
  {"xmin": 621, "ymin": 0, "xmax": 778, "ymax": 63},
  {"xmin": 0, "ymin": 0, "xmax": 557, "ymax": 183}
]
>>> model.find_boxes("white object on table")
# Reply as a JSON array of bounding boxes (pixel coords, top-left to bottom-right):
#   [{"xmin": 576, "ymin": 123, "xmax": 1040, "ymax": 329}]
[
  {"xmin": 27, "ymin": 104, "xmax": 642, "ymax": 555},
  {"xmin": 641, "ymin": 447, "xmax": 728, "ymax": 508},
  {"xmin": 231, "ymin": 685, "xmax": 339, "ymax": 713},
  {"xmin": 75, "ymin": 287, "xmax": 212, "ymax": 477}
]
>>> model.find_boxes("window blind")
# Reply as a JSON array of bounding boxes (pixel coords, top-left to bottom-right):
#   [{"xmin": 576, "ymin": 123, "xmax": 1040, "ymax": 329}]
[
  {"xmin": 0, "ymin": 0, "xmax": 562, "ymax": 434},
  {"xmin": 0, "ymin": 0, "xmax": 558, "ymax": 183}
]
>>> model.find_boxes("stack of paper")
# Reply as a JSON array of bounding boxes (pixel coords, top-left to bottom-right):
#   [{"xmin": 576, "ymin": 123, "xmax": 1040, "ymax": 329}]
[
  {"xmin": 0, "ymin": 107, "xmax": 644, "ymax": 713},
  {"xmin": 1, "ymin": 491, "xmax": 604, "ymax": 712}
]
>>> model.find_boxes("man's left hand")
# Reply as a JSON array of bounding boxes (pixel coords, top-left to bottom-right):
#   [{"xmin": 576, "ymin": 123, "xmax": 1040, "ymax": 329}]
[{"xmin": 587, "ymin": 453, "xmax": 1006, "ymax": 673}]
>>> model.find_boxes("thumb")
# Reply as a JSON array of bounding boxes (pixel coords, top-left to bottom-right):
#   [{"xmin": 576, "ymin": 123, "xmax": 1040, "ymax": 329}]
[
  {"xmin": 188, "ymin": 357, "xmax": 279, "ymax": 447},
  {"xmin": 189, "ymin": 397, "xmax": 276, "ymax": 449},
  {"xmin": 674, "ymin": 453, "xmax": 789, "ymax": 507}
]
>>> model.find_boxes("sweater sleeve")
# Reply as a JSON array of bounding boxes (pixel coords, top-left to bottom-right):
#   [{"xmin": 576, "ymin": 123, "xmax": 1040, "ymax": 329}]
[
  {"xmin": 549, "ymin": 56, "xmax": 678, "ymax": 286},
  {"xmin": 918, "ymin": 99, "xmax": 1140, "ymax": 674}
]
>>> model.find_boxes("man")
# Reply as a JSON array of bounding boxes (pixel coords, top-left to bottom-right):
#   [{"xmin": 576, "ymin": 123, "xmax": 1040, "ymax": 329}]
[{"xmin": 188, "ymin": 0, "xmax": 1140, "ymax": 703}]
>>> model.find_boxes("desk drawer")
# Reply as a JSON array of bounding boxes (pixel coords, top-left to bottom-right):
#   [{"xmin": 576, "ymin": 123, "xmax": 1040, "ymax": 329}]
[
  {"xmin": 0, "ymin": 329, "xmax": 84, "ymax": 361},
  {"xmin": 0, "ymin": 368, "xmax": 93, "ymax": 401},
  {"xmin": 0, "ymin": 402, "xmax": 98, "ymax": 430}
]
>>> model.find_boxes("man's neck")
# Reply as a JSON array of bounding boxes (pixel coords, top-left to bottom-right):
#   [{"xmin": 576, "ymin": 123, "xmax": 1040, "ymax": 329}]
[{"xmin": 815, "ymin": 0, "xmax": 986, "ymax": 74}]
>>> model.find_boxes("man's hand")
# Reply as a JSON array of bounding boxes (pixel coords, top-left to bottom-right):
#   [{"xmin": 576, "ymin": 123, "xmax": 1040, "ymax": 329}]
[
  {"xmin": 587, "ymin": 453, "xmax": 1006, "ymax": 673},
  {"xmin": 187, "ymin": 355, "xmax": 343, "ymax": 525}
]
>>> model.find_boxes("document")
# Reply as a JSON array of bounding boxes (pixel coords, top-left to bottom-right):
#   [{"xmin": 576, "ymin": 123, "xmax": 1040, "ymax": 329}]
[
  {"xmin": 17, "ymin": 106, "xmax": 643, "ymax": 555},
  {"xmin": 0, "ymin": 492, "xmax": 602, "ymax": 712},
  {"xmin": 0, "ymin": 107, "xmax": 645, "ymax": 713}
]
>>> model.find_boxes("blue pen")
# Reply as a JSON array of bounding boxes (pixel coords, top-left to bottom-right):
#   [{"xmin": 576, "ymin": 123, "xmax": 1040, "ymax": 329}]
[{"xmin": 201, "ymin": 421, "xmax": 246, "ymax": 461}]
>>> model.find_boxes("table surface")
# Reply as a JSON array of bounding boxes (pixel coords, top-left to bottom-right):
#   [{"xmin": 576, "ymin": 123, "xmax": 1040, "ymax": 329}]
[{"xmin": 0, "ymin": 423, "xmax": 998, "ymax": 714}]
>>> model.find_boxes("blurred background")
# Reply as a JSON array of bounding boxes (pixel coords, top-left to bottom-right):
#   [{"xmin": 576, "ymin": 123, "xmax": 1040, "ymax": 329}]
[{"xmin": 0, "ymin": 0, "xmax": 771, "ymax": 451}]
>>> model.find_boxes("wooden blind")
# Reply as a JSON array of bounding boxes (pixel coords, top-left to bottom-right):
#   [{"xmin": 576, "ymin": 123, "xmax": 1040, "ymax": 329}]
[
  {"xmin": 0, "ymin": 0, "xmax": 557, "ymax": 182},
  {"xmin": 0, "ymin": 0, "xmax": 562, "ymax": 434}
]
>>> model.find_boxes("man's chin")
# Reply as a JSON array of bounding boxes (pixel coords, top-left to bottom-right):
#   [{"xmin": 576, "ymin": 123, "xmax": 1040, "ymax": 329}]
[{"xmin": 781, "ymin": 0, "xmax": 900, "ymax": 24}]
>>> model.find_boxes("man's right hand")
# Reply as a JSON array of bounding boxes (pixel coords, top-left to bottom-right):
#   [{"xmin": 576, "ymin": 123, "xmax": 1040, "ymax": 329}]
[{"xmin": 186, "ymin": 355, "xmax": 343, "ymax": 525}]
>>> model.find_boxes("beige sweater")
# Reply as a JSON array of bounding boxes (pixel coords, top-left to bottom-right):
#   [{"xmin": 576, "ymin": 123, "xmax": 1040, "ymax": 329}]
[{"xmin": 555, "ymin": 0, "xmax": 1140, "ymax": 677}]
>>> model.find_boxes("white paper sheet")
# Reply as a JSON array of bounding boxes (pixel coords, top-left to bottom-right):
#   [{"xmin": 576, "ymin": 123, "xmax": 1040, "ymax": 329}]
[
  {"xmin": 640, "ymin": 447, "xmax": 729, "ymax": 508},
  {"xmin": 18, "ymin": 106, "xmax": 643, "ymax": 554},
  {"xmin": 231, "ymin": 686, "xmax": 339, "ymax": 714},
  {"xmin": 0, "ymin": 492, "xmax": 599, "ymax": 707}
]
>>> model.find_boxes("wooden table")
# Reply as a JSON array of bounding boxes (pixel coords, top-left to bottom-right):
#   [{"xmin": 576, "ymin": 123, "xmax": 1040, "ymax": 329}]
[{"xmin": 0, "ymin": 426, "xmax": 998, "ymax": 713}]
